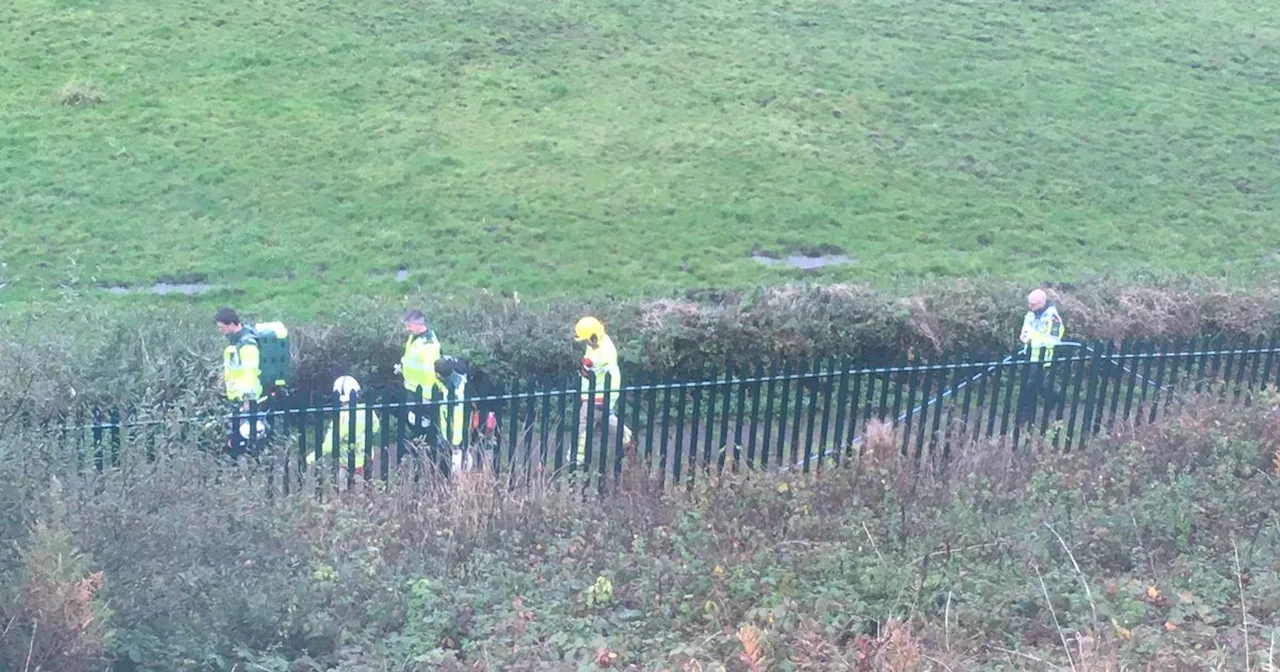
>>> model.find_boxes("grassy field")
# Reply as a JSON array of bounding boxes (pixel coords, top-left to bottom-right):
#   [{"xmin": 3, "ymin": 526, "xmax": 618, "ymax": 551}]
[{"xmin": 2, "ymin": 0, "xmax": 1278, "ymax": 317}]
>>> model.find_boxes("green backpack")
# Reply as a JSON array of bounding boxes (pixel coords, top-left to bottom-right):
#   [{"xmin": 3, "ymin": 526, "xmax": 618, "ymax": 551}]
[{"xmin": 253, "ymin": 322, "xmax": 290, "ymax": 392}]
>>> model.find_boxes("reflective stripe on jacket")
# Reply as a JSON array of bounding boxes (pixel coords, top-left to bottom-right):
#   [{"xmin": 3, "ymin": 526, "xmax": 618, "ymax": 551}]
[
  {"xmin": 435, "ymin": 372, "xmax": 467, "ymax": 446},
  {"xmin": 580, "ymin": 334, "xmax": 622, "ymax": 408},
  {"xmin": 402, "ymin": 331, "xmax": 441, "ymax": 397},
  {"xmin": 314, "ymin": 407, "xmax": 381, "ymax": 470},
  {"xmin": 223, "ymin": 328, "xmax": 262, "ymax": 401},
  {"xmin": 1021, "ymin": 305, "xmax": 1065, "ymax": 363}
]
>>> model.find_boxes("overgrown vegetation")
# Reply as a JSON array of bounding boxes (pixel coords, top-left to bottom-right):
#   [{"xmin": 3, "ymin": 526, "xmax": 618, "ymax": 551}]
[
  {"xmin": 6, "ymin": 278, "xmax": 1280, "ymax": 416},
  {"xmin": 2, "ymin": 394, "xmax": 1279, "ymax": 670},
  {"xmin": 2, "ymin": 0, "xmax": 1278, "ymax": 313}
]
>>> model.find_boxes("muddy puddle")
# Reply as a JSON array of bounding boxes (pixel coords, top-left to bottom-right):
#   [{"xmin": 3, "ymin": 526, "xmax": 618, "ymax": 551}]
[{"xmin": 751, "ymin": 252, "xmax": 856, "ymax": 269}]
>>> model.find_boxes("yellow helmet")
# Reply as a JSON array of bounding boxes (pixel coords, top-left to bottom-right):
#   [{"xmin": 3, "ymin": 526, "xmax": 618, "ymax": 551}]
[{"xmin": 573, "ymin": 316, "xmax": 605, "ymax": 342}]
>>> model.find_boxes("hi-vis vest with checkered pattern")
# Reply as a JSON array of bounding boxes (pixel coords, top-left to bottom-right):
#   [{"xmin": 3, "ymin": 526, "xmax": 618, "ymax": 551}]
[{"xmin": 1021, "ymin": 305, "xmax": 1064, "ymax": 363}]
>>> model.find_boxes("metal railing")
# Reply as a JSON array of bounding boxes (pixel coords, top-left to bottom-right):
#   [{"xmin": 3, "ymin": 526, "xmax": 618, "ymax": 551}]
[{"xmin": 7, "ymin": 335, "xmax": 1280, "ymax": 492}]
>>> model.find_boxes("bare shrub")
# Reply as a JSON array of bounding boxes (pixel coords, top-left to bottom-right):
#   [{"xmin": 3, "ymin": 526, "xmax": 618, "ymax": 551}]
[
  {"xmin": 0, "ymin": 482, "xmax": 112, "ymax": 672},
  {"xmin": 862, "ymin": 418, "xmax": 899, "ymax": 459}
]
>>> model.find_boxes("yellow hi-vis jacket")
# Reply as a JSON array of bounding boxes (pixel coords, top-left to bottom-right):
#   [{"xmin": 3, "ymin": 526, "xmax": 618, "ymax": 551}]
[
  {"xmin": 313, "ymin": 406, "xmax": 381, "ymax": 472},
  {"xmin": 223, "ymin": 328, "xmax": 262, "ymax": 402},
  {"xmin": 1021, "ymin": 304, "xmax": 1065, "ymax": 364},
  {"xmin": 581, "ymin": 334, "xmax": 622, "ymax": 409},
  {"xmin": 434, "ymin": 372, "xmax": 467, "ymax": 446},
  {"xmin": 401, "ymin": 331, "xmax": 441, "ymax": 399}
]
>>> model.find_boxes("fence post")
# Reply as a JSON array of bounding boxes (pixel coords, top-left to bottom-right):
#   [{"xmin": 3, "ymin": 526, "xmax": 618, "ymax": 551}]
[
  {"xmin": 600, "ymin": 372, "xmax": 617, "ymax": 490},
  {"xmin": 505, "ymin": 378, "xmax": 521, "ymax": 485},
  {"xmin": 719, "ymin": 362, "xmax": 735, "ymax": 477},
  {"xmin": 683, "ymin": 366, "xmax": 703, "ymax": 486},
  {"xmin": 1262, "ymin": 334, "xmax": 1279, "ymax": 398},
  {"xmin": 734, "ymin": 363, "xmax": 749, "ymax": 474},
  {"xmin": 958, "ymin": 353, "xmax": 979, "ymax": 452},
  {"xmin": 1140, "ymin": 339, "xmax": 1161, "ymax": 416},
  {"xmin": 747, "ymin": 362, "xmax": 764, "ymax": 471},
  {"xmin": 613, "ymin": 372, "xmax": 629, "ymax": 491},
  {"xmin": 980, "ymin": 350, "xmax": 1000, "ymax": 440},
  {"xmin": 533, "ymin": 377, "xmax": 548, "ymax": 483},
  {"xmin": 692, "ymin": 366, "xmax": 710, "ymax": 479},
  {"xmin": 1040, "ymin": 346, "xmax": 1066, "ymax": 445},
  {"xmin": 551, "ymin": 377, "xmax": 568, "ymax": 478},
  {"xmin": 672, "ymin": 371, "xmax": 688, "ymax": 487},
  {"xmin": 392, "ymin": 388, "xmax": 404, "ymax": 482},
  {"xmin": 1207, "ymin": 336, "xmax": 1226, "ymax": 399},
  {"xmin": 109, "ymin": 407, "xmax": 121, "ymax": 470},
  {"xmin": 1220, "ymin": 336, "xmax": 1242, "ymax": 405},
  {"xmin": 1086, "ymin": 340, "xmax": 1114, "ymax": 440},
  {"xmin": 847, "ymin": 360, "xmax": 865, "ymax": 461},
  {"xmin": 911, "ymin": 355, "xmax": 934, "ymax": 461},
  {"xmin": 830, "ymin": 357, "xmax": 850, "ymax": 466},
  {"xmin": 928, "ymin": 352, "xmax": 952, "ymax": 463},
  {"xmin": 90, "ymin": 407, "xmax": 104, "ymax": 473},
  {"xmin": 1245, "ymin": 334, "xmax": 1266, "ymax": 406},
  {"xmin": 760, "ymin": 361, "xmax": 778, "ymax": 470},
  {"xmin": 522, "ymin": 377, "xmax": 537, "ymax": 487},
  {"xmin": 1058, "ymin": 345, "xmax": 1077, "ymax": 436},
  {"xmin": 658, "ymin": 371, "xmax": 674, "ymax": 487},
  {"xmin": 888, "ymin": 354, "xmax": 907, "ymax": 441},
  {"xmin": 1269, "ymin": 334, "xmax": 1280, "ymax": 393},
  {"xmin": 1232, "ymin": 334, "xmax": 1254, "ymax": 403},
  {"xmin": 1147, "ymin": 339, "xmax": 1174, "ymax": 424},
  {"xmin": 816, "ymin": 357, "xmax": 838, "ymax": 471},
  {"xmin": 630, "ymin": 369, "xmax": 649, "ymax": 482},
  {"xmin": 799, "ymin": 359, "xmax": 820, "ymax": 473},
  {"xmin": 999, "ymin": 347, "xmax": 1021, "ymax": 442},
  {"xmin": 572, "ymin": 373, "xmax": 588, "ymax": 476},
  {"xmin": 1166, "ymin": 338, "xmax": 1190, "ymax": 417},
  {"xmin": 1119, "ymin": 339, "xmax": 1145, "ymax": 428},
  {"xmin": 373, "ymin": 389, "xmax": 387, "ymax": 484}
]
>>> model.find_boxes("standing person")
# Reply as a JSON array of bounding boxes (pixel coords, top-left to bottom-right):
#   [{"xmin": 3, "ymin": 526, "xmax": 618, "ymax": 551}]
[
  {"xmin": 215, "ymin": 307, "xmax": 265, "ymax": 456},
  {"xmin": 573, "ymin": 316, "xmax": 633, "ymax": 467},
  {"xmin": 396, "ymin": 309, "xmax": 442, "ymax": 445},
  {"xmin": 1017, "ymin": 289, "xmax": 1065, "ymax": 425}
]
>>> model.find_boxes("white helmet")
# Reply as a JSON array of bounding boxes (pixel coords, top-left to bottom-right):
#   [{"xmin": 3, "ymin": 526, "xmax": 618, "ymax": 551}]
[{"xmin": 333, "ymin": 375, "xmax": 361, "ymax": 403}]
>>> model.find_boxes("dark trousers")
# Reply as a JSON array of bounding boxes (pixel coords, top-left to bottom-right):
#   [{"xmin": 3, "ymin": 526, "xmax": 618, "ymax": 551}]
[
  {"xmin": 1017, "ymin": 365, "xmax": 1059, "ymax": 426},
  {"xmin": 401, "ymin": 401, "xmax": 440, "ymax": 465},
  {"xmin": 225, "ymin": 397, "xmax": 274, "ymax": 459}
]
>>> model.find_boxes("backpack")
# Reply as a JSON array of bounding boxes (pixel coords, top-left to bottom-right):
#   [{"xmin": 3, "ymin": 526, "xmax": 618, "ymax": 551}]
[{"xmin": 253, "ymin": 322, "xmax": 290, "ymax": 392}]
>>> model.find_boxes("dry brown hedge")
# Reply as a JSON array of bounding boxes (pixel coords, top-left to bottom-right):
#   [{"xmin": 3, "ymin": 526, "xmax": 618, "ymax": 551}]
[{"xmin": 4, "ymin": 276, "xmax": 1280, "ymax": 412}]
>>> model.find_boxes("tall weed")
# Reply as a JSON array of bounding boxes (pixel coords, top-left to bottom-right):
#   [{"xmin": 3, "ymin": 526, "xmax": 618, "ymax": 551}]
[{"xmin": 0, "ymin": 394, "xmax": 1277, "ymax": 669}]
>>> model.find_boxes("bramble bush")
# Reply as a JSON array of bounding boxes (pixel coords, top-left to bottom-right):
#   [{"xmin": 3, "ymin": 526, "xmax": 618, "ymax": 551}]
[
  {"xmin": 6, "ymin": 276, "xmax": 1280, "ymax": 417},
  {"xmin": 1, "ymin": 391, "xmax": 1279, "ymax": 670}
]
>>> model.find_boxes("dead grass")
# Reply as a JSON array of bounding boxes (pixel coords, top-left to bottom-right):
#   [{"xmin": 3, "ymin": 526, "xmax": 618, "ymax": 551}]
[
  {"xmin": 2, "ymin": 517, "xmax": 112, "ymax": 672},
  {"xmin": 56, "ymin": 81, "xmax": 105, "ymax": 108},
  {"xmin": 638, "ymin": 299, "xmax": 702, "ymax": 331}
]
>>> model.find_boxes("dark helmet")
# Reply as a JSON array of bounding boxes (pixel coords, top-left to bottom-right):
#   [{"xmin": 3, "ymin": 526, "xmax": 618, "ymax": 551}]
[{"xmin": 435, "ymin": 355, "xmax": 469, "ymax": 379}]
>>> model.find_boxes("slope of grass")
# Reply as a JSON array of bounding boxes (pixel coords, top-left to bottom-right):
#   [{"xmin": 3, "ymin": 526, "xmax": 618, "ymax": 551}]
[{"xmin": 2, "ymin": 0, "xmax": 1278, "ymax": 315}]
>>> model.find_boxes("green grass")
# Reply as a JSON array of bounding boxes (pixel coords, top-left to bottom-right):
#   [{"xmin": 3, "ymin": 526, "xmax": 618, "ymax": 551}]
[{"xmin": 2, "ymin": 0, "xmax": 1278, "ymax": 317}]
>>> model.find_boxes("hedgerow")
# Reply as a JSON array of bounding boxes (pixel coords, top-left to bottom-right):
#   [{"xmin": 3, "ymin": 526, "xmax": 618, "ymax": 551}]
[{"xmin": 4, "ymin": 277, "xmax": 1280, "ymax": 414}]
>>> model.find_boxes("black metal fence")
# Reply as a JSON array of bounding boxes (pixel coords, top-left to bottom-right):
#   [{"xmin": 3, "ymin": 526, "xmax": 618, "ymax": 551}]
[{"xmin": 8, "ymin": 336, "xmax": 1280, "ymax": 492}]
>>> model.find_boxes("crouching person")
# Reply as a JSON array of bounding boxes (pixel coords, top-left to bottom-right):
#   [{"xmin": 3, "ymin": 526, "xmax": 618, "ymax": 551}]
[
  {"xmin": 434, "ymin": 356, "xmax": 478, "ymax": 473},
  {"xmin": 308, "ymin": 376, "xmax": 381, "ymax": 491}
]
